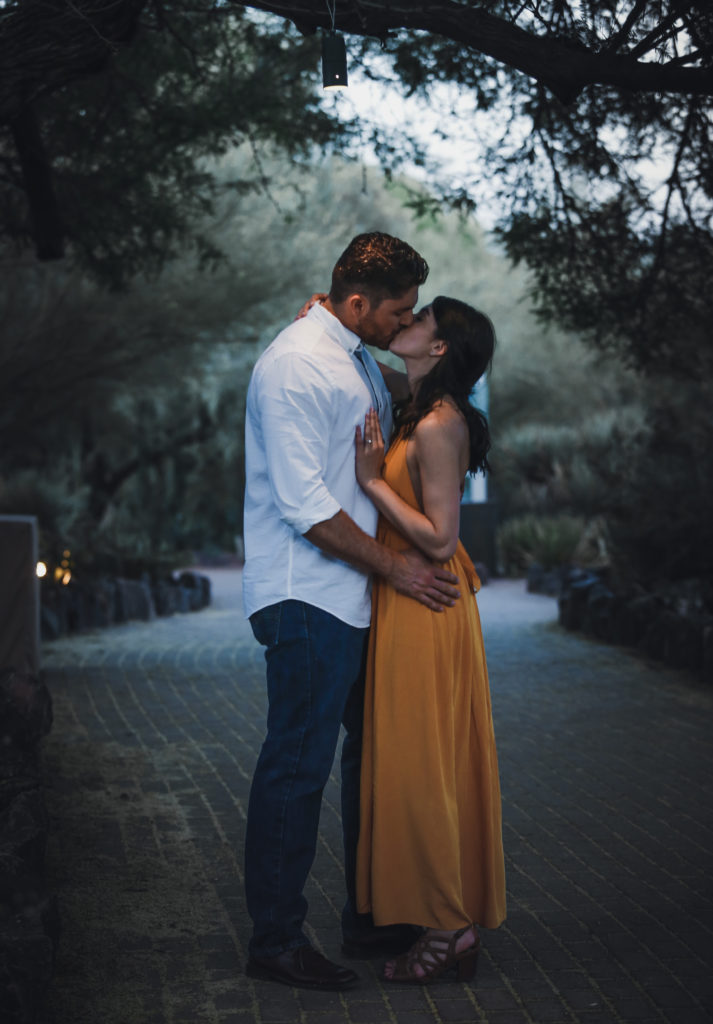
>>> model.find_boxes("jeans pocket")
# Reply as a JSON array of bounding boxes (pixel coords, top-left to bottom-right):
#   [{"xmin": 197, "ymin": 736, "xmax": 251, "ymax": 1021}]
[{"xmin": 250, "ymin": 603, "xmax": 282, "ymax": 648}]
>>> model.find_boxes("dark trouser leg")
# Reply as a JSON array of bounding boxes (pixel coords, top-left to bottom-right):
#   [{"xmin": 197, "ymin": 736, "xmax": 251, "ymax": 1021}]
[
  {"xmin": 340, "ymin": 637, "xmax": 370, "ymax": 934},
  {"xmin": 245, "ymin": 600, "xmax": 368, "ymax": 958}
]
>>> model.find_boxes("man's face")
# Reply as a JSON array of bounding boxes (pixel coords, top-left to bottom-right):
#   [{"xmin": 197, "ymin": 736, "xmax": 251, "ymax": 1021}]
[{"xmin": 355, "ymin": 286, "xmax": 419, "ymax": 350}]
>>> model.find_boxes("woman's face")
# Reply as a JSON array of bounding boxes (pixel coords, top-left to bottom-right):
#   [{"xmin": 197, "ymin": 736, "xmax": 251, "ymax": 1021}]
[{"xmin": 388, "ymin": 304, "xmax": 438, "ymax": 360}]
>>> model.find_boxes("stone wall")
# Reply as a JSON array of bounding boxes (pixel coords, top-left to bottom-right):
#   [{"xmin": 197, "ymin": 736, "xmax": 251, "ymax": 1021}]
[
  {"xmin": 529, "ymin": 565, "xmax": 713, "ymax": 681},
  {"xmin": 40, "ymin": 570, "xmax": 211, "ymax": 640}
]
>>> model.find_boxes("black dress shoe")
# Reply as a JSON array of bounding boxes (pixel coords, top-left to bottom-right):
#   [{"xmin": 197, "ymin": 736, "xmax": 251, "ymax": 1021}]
[
  {"xmin": 341, "ymin": 922, "xmax": 423, "ymax": 959},
  {"xmin": 246, "ymin": 944, "xmax": 359, "ymax": 990}
]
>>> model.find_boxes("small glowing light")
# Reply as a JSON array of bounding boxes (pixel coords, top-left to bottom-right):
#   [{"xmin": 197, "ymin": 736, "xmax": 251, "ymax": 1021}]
[
  {"xmin": 63, "ymin": 549, "xmax": 71, "ymax": 558},
  {"xmin": 36, "ymin": 561, "xmax": 47, "ymax": 578},
  {"xmin": 61, "ymin": 570, "xmax": 72, "ymax": 585}
]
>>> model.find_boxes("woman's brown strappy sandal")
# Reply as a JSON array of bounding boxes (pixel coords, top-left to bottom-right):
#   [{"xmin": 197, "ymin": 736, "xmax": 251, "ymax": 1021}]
[{"xmin": 383, "ymin": 924, "xmax": 480, "ymax": 984}]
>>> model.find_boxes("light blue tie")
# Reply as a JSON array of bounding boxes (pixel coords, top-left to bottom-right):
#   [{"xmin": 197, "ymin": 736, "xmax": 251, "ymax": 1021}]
[{"xmin": 353, "ymin": 345, "xmax": 383, "ymax": 420}]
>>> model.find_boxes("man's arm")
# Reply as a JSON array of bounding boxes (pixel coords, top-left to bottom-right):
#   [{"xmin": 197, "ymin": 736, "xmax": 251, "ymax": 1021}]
[
  {"xmin": 374, "ymin": 359, "xmax": 410, "ymax": 403},
  {"xmin": 256, "ymin": 342, "xmax": 459, "ymax": 610},
  {"xmin": 305, "ymin": 510, "xmax": 460, "ymax": 612}
]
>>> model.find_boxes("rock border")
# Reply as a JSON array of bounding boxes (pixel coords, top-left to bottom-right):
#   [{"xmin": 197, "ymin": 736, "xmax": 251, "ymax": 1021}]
[
  {"xmin": 527, "ymin": 564, "xmax": 713, "ymax": 680},
  {"xmin": 40, "ymin": 570, "xmax": 211, "ymax": 640}
]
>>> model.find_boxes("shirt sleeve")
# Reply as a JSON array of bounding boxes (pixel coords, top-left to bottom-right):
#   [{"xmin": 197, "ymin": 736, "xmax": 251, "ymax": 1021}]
[{"xmin": 254, "ymin": 350, "xmax": 341, "ymax": 535}]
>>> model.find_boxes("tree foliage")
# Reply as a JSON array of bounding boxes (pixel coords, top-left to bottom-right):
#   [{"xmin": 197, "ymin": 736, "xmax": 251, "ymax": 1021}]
[
  {"xmin": 1, "ymin": 153, "xmax": 605, "ymax": 563},
  {"xmin": 343, "ymin": 2, "xmax": 713, "ymax": 374},
  {"xmin": 1, "ymin": 0, "xmax": 712, "ymax": 595},
  {"xmin": 1, "ymin": 1, "xmax": 711, "ymax": 370},
  {"xmin": 1, "ymin": 3, "xmax": 352, "ymax": 285},
  {"xmin": 3, "ymin": 1, "xmax": 711, "ymax": 116}
]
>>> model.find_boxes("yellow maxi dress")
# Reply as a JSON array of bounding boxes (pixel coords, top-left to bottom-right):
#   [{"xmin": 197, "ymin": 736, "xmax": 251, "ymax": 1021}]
[{"xmin": 356, "ymin": 435, "xmax": 507, "ymax": 931}]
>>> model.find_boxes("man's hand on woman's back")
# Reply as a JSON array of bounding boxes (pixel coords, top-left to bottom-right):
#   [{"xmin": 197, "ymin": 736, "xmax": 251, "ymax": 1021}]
[{"xmin": 388, "ymin": 548, "xmax": 460, "ymax": 612}]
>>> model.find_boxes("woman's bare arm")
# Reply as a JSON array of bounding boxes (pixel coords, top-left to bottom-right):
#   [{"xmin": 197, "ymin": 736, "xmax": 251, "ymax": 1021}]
[{"xmin": 356, "ymin": 405, "xmax": 467, "ymax": 562}]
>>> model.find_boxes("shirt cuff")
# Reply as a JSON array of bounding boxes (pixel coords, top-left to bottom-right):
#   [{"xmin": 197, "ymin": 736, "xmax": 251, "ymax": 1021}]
[{"xmin": 284, "ymin": 494, "xmax": 341, "ymax": 536}]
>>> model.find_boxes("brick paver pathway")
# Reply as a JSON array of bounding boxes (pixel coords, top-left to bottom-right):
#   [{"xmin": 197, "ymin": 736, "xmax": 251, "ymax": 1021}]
[{"xmin": 41, "ymin": 571, "xmax": 713, "ymax": 1024}]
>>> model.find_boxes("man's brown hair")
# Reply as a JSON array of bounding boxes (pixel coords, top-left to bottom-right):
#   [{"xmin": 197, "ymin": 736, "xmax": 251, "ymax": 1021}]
[{"xmin": 330, "ymin": 232, "xmax": 429, "ymax": 306}]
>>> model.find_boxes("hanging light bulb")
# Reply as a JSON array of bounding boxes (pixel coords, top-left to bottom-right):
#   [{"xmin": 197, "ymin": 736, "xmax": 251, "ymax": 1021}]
[{"xmin": 322, "ymin": 31, "xmax": 348, "ymax": 90}]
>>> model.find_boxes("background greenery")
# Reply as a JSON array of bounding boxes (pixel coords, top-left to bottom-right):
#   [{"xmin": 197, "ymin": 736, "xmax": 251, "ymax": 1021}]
[
  {"xmin": 0, "ymin": 148, "xmax": 653, "ymax": 588},
  {"xmin": 1, "ymin": 3, "xmax": 711, "ymax": 609},
  {"xmin": 2, "ymin": 153, "xmax": 596, "ymax": 564}
]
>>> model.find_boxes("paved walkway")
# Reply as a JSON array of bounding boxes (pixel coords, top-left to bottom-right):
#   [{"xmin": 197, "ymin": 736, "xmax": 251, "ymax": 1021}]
[{"xmin": 41, "ymin": 571, "xmax": 713, "ymax": 1024}]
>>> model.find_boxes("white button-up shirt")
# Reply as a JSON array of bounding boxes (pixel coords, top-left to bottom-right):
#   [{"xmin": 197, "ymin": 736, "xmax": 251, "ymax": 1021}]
[{"xmin": 242, "ymin": 303, "xmax": 393, "ymax": 627}]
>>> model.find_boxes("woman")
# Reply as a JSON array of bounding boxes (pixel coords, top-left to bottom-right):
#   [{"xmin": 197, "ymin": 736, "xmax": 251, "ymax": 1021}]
[{"xmin": 354, "ymin": 296, "xmax": 506, "ymax": 983}]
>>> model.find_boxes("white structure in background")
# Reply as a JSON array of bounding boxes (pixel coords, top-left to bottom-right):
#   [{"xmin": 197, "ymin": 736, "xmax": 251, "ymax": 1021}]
[{"xmin": 461, "ymin": 374, "xmax": 488, "ymax": 504}]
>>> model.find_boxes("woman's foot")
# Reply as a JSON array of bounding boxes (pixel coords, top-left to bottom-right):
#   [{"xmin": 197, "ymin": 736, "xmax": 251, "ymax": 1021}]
[{"xmin": 383, "ymin": 923, "xmax": 480, "ymax": 983}]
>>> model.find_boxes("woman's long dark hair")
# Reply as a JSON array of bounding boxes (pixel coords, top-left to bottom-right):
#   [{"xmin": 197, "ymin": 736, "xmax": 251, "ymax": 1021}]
[{"xmin": 393, "ymin": 296, "xmax": 495, "ymax": 474}]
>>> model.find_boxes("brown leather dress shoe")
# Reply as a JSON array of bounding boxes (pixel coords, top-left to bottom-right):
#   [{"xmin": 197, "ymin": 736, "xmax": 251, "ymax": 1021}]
[{"xmin": 246, "ymin": 944, "xmax": 359, "ymax": 990}]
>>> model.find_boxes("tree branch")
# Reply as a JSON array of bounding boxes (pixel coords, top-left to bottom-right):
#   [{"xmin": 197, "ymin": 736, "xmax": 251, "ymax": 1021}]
[
  {"xmin": 627, "ymin": 0, "xmax": 690, "ymax": 59},
  {"xmin": 84, "ymin": 408, "xmax": 216, "ymax": 521},
  {"xmin": 1, "ymin": 0, "xmax": 712, "ymax": 127},
  {"xmin": 0, "ymin": 0, "xmax": 147, "ymax": 123},
  {"xmin": 602, "ymin": 0, "xmax": 648, "ymax": 54},
  {"xmin": 239, "ymin": 0, "xmax": 713, "ymax": 104},
  {"xmin": 9, "ymin": 105, "xmax": 64, "ymax": 258}
]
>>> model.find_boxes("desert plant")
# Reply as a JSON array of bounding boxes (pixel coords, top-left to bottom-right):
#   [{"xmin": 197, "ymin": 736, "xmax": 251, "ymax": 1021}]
[
  {"xmin": 491, "ymin": 405, "xmax": 647, "ymax": 523},
  {"xmin": 497, "ymin": 513, "xmax": 590, "ymax": 576}
]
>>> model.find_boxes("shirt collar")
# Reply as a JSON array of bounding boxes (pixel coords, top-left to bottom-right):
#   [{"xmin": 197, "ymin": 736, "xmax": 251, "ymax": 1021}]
[{"xmin": 307, "ymin": 301, "xmax": 362, "ymax": 355}]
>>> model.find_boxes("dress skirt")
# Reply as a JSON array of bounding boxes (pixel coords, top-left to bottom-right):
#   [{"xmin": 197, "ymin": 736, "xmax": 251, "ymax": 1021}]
[{"xmin": 355, "ymin": 436, "xmax": 506, "ymax": 930}]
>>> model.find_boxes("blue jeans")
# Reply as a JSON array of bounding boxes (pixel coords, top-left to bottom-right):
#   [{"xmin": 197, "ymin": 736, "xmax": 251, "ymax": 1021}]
[{"xmin": 245, "ymin": 600, "xmax": 369, "ymax": 958}]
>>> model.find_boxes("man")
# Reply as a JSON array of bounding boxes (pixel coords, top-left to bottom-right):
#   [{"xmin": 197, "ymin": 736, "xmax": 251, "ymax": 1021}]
[{"xmin": 242, "ymin": 232, "xmax": 460, "ymax": 990}]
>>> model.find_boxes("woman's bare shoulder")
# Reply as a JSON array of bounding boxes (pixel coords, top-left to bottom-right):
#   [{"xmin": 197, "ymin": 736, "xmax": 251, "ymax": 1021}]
[{"xmin": 413, "ymin": 399, "xmax": 467, "ymax": 441}]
